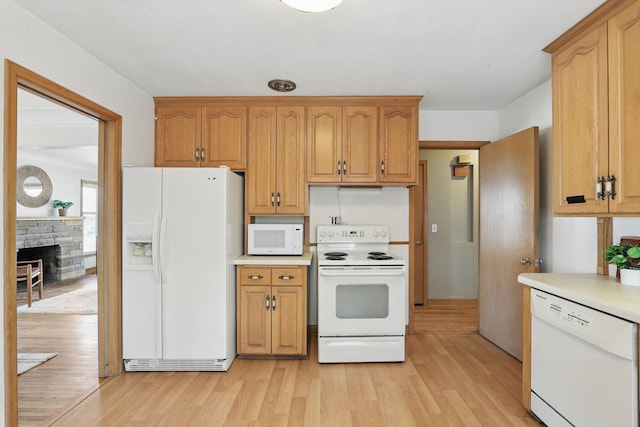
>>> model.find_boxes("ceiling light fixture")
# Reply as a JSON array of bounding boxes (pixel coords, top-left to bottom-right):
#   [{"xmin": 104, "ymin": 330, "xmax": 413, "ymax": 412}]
[
  {"xmin": 268, "ymin": 79, "xmax": 297, "ymax": 92},
  {"xmin": 281, "ymin": 0, "xmax": 343, "ymax": 13}
]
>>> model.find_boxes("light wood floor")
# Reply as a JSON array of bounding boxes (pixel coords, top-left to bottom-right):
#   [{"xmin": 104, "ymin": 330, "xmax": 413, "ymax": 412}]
[
  {"xmin": 30, "ymin": 299, "xmax": 537, "ymax": 427},
  {"xmin": 17, "ymin": 275, "xmax": 101, "ymax": 426}
]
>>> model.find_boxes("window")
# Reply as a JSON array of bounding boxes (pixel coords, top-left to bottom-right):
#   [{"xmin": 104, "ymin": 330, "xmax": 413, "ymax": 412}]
[{"xmin": 81, "ymin": 180, "xmax": 98, "ymax": 254}]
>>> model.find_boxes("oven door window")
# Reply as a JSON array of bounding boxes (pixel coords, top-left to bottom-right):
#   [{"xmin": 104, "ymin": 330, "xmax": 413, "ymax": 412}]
[{"xmin": 336, "ymin": 284, "xmax": 388, "ymax": 319}]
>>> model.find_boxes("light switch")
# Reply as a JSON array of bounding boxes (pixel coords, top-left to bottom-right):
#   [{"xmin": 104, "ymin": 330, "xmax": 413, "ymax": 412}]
[{"xmin": 431, "ymin": 224, "xmax": 438, "ymax": 233}]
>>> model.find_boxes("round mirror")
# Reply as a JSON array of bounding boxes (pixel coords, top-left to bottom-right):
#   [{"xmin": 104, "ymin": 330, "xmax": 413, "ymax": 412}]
[
  {"xmin": 16, "ymin": 165, "xmax": 53, "ymax": 208},
  {"xmin": 24, "ymin": 176, "xmax": 44, "ymax": 197}
]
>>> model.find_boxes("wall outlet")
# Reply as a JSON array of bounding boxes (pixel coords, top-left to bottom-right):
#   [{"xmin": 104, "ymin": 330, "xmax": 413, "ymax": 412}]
[{"xmin": 431, "ymin": 224, "xmax": 438, "ymax": 233}]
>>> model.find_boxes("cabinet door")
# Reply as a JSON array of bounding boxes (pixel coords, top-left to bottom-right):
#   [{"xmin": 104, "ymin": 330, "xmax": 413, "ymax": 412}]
[
  {"xmin": 552, "ymin": 24, "xmax": 609, "ymax": 214},
  {"xmin": 247, "ymin": 107, "xmax": 278, "ymax": 214},
  {"xmin": 306, "ymin": 106, "xmax": 341, "ymax": 183},
  {"xmin": 342, "ymin": 106, "xmax": 378, "ymax": 183},
  {"xmin": 271, "ymin": 267, "xmax": 306, "ymax": 356},
  {"xmin": 608, "ymin": 1, "xmax": 640, "ymax": 213},
  {"xmin": 276, "ymin": 106, "xmax": 307, "ymax": 215},
  {"xmin": 155, "ymin": 106, "xmax": 201, "ymax": 167},
  {"xmin": 378, "ymin": 106, "xmax": 417, "ymax": 184},
  {"xmin": 201, "ymin": 106, "xmax": 247, "ymax": 170},
  {"xmin": 238, "ymin": 285, "xmax": 271, "ymax": 355},
  {"xmin": 271, "ymin": 286, "xmax": 305, "ymax": 355}
]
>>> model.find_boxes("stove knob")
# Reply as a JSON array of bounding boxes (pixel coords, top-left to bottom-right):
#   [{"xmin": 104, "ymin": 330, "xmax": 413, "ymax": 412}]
[
  {"xmin": 372, "ymin": 231, "xmax": 379, "ymax": 237},
  {"xmin": 380, "ymin": 230, "xmax": 387, "ymax": 238},
  {"xmin": 328, "ymin": 231, "xmax": 334, "ymax": 237},
  {"xmin": 319, "ymin": 231, "xmax": 326, "ymax": 238}
]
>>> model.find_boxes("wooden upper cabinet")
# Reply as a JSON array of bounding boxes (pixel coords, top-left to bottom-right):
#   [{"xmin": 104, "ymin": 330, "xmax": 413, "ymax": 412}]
[
  {"xmin": 552, "ymin": 24, "xmax": 609, "ymax": 214},
  {"xmin": 379, "ymin": 106, "xmax": 418, "ymax": 184},
  {"xmin": 155, "ymin": 103, "xmax": 247, "ymax": 170},
  {"xmin": 155, "ymin": 106, "xmax": 201, "ymax": 167},
  {"xmin": 608, "ymin": 0, "xmax": 640, "ymax": 213},
  {"xmin": 247, "ymin": 106, "xmax": 307, "ymax": 215},
  {"xmin": 306, "ymin": 106, "xmax": 341, "ymax": 183},
  {"xmin": 550, "ymin": 0, "xmax": 640, "ymax": 215},
  {"xmin": 306, "ymin": 105, "xmax": 378, "ymax": 184},
  {"xmin": 201, "ymin": 106, "xmax": 247, "ymax": 169},
  {"xmin": 343, "ymin": 106, "xmax": 378, "ymax": 183},
  {"xmin": 247, "ymin": 107, "xmax": 277, "ymax": 215},
  {"xmin": 276, "ymin": 107, "xmax": 307, "ymax": 215}
]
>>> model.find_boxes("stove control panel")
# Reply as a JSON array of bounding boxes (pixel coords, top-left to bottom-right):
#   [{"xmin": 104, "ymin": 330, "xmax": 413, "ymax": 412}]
[{"xmin": 317, "ymin": 225, "xmax": 390, "ymax": 244}]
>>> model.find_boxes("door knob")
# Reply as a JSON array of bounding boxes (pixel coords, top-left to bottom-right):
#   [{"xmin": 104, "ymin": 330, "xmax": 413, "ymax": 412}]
[
  {"xmin": 416, "ymin": 240, "xmax": 423, "ymax": 245},
  {"xmin": 520, "ymin": 258, "xmax": 532, "ymax": 266}
]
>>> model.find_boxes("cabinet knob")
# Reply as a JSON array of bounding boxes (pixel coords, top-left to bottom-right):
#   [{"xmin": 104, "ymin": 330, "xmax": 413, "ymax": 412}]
[
  {"xmin": 380, "ymin": 161, "xmax": 385, "ymax": 175},
  {"xmin": 265, "ymin": 295, "xmax": 270, "ymax": 310},
  {"xmin": 201, "ymin": 148, "xmax": 205, "ymax": 161},
  {"xmin": 337, "ymin": 161, "xmax": 342, "ymax": 175},
  {"xmin": 195, "ymin": 148, "xmax": 201, "ymax": 161},
  {"xmin": 272, "ymin": 295, "xmax": 277, "ymax": 310},
  {"xmin": 278, "ymin": 275, "xmax": 294, "ymax": 280},
  {"xmin": 271, "ymin": 192, "xmax": 275, "ymax": 207},
  {"xmin": 248, "ymin": 275, "xmax": 264, "ymax": 280}
]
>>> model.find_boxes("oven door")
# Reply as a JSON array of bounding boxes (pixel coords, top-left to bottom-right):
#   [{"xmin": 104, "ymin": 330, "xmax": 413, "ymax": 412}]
[{"xmin": 318, "ymin": 265, "xmax": 406, "ymax": 336}]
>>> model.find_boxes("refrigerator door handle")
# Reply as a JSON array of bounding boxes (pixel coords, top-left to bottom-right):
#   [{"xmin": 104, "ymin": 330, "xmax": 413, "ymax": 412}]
[
  {"xmin": 159, "ymin": 213, "xmax": 168, "ymax": 278},
  {"xmin": 152, "ymin": 211, "xmax": 162, "ymax": 283}
]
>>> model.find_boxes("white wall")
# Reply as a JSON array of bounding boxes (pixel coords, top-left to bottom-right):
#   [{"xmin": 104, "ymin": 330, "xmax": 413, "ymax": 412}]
[
  {"xmin": 419, "ymin": 150, "xmax": 479, "ymax": 299},
  {"xmin": 1, "ymin": 0, "xmax": 155, "ymax": 421},
  {"xmin": 419, "ymin": 110, "xmax": 499, "ymax": 141},
  {"xmin": 17, "ymin": 151, "xmax": 97, "ymax": 218}
]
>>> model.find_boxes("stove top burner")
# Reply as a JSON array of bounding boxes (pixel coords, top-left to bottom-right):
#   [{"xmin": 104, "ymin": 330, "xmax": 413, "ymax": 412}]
[
  {"xmin": 367, "ymin": 254, "xmax": 393, "ymax": 260},
  {"xmin": 325, "ymin": 251, "xmax": 348, "ymax": 261},
  {"xmin": 368, "ymin": 251, "xmax": 386, "ymax": 256}
]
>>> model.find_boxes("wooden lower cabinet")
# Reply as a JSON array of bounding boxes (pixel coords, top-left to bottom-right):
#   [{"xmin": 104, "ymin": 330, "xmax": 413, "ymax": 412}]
[{"xmin": 237, "ymin": 265, "xmax": 307, "ymax": 357}]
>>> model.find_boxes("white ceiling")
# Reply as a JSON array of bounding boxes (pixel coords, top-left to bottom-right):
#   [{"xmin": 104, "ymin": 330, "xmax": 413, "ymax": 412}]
[
  {"xmin": 15, "ymin": 0, "xmax": 605, "ymax": 111},
  {"xmin": 17, "ymin": 89, "xmax": 98, "ymax": 169},
  {"xmin": 15, "ymin": 0, "xmax": 606, "ymax": 168}
]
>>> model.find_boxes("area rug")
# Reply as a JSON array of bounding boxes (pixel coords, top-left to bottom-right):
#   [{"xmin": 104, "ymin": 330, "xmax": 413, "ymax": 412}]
[
  {"xmin": 17, "ymin": 352, "xmax": 58, "ymax": 375},
  {"xmin": 17, "ymin": 283, "xmax": 97, "ymax": 315}
]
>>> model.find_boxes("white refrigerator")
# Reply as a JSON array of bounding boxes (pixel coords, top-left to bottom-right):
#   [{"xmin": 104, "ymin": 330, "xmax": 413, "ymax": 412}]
[{"xmin": 122, "ymin": 167, "xmax": 243, "ymax": 371}]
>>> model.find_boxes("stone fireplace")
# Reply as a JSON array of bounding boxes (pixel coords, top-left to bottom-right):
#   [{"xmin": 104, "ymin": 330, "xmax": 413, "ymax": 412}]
[{"xmin": 17, "ymin": 217, "xmax": 86, "ymax": 283}]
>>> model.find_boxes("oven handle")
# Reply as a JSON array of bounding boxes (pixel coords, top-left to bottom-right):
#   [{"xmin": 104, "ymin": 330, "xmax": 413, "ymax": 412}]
[{"xmin": 319, "ymin": 268, "xmax": 406, "ymax": 276}]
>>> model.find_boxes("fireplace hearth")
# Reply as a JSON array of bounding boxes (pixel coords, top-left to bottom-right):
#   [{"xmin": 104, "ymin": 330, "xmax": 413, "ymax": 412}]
[{"xmin": 17, "ymin": 217, "xmax": 85, "ymax": 283}]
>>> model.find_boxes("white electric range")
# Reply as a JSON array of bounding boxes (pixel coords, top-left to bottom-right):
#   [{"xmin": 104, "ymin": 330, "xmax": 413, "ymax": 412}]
[{"xmin": 316, "ymin": 225, "xmax": 407, "ymax": 363}]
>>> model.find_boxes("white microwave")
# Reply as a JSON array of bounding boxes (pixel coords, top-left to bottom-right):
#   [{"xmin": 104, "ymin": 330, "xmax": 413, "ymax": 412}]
[{"xmin": 248, "ymin": 224, "xmax": 304, "ymax": 255}]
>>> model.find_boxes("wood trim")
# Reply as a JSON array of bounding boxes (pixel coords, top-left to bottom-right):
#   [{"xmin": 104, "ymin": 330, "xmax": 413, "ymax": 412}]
[
  {"xmin": 3, "ymin": 59, "xmax": 19, "ymax": 427},
  {"xmin": 543, "ymin": 0, "xmax": 636, "ymax": 53},
  {"xmin": 597, "ymin": 217, "xmax": 614, "ymax": 275},
  {"xmin": 427, "ymin": 298, "xmax": 478, "ymax": 306},
  {"xmin": 419, "ymin": 140, "xmax": 490, "ymax": 150},
  {"xmin": 155, "ymin": 96, "xmax": 423, "ymax": 108},
  {"xmin": 4, "ymin": 60, "xmax": 123, "ymax": 426},
  {"xmin": 522, "ymin": 286, "xmax": 531, "ymax": 411}
]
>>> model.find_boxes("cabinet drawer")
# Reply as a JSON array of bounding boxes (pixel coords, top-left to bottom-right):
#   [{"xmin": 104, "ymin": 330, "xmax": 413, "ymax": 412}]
[
  {"xmin": 238, "ymin": 267, "xmax": 271, "ymax": 285},
  {"xmin": 272, "ymin": 267, "xmax": 304, "ymax": 286}
]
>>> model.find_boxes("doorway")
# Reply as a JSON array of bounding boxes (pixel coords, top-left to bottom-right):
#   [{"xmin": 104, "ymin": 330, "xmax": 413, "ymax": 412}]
[
  {"xmin": 16, "ymin": 88, "xmax": 99, "ymax": 423},
  {"xmin": 4, "ymin": 60, "xmax": 123, "ymax": 426},
  {"xmin": 410, "ymin": 142, "xmax": 487, "ymax": 308}
]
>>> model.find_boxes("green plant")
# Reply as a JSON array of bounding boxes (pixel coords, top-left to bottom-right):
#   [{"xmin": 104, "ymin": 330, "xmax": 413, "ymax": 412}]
[
  {"xmin": 52, "ymin": 199, "xmax": 73, "ymax": 209},
  {"xmin": 603, "ymin": 243, "xmax": 640, "ymax": 270}
]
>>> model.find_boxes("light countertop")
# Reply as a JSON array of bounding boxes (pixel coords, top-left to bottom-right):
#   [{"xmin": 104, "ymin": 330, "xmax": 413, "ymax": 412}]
[
  {"xmin": 234, "ymin": 252, "xmax": 313, "ymax": 266},
  {"xmin": 518, "ymin": 273, "xmax": 640, "ymax": 323}
]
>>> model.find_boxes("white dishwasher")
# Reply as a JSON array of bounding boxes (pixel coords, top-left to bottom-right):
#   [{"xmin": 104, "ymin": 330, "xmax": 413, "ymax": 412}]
[{"xmin": 530, "ymin": 288, "xmax": 638, "ymax": 427}]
